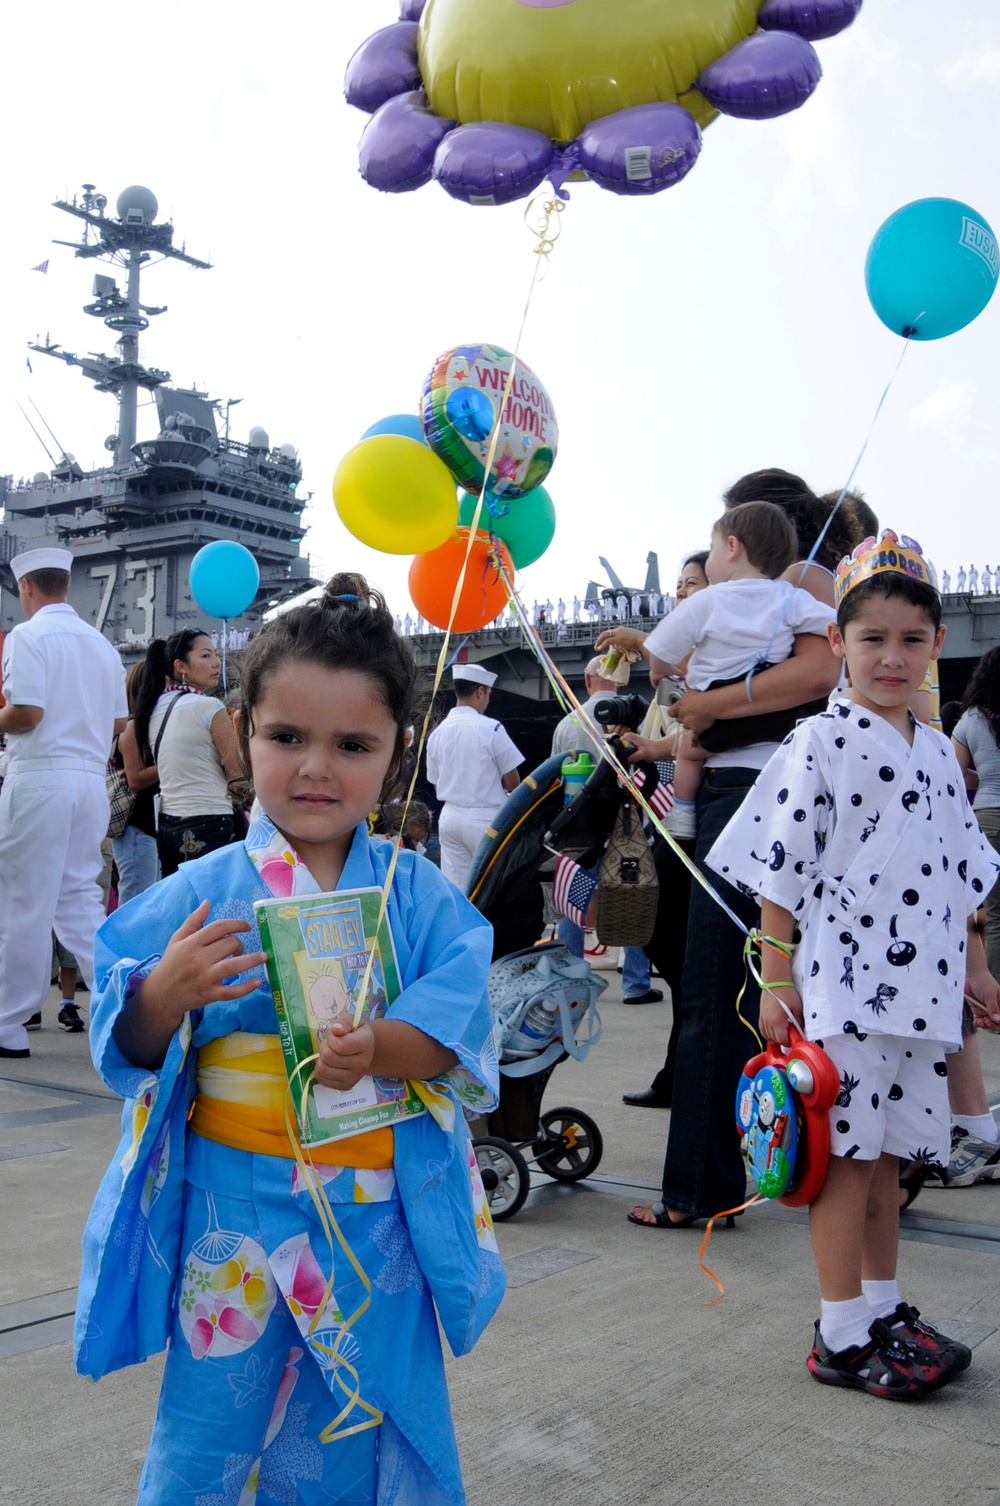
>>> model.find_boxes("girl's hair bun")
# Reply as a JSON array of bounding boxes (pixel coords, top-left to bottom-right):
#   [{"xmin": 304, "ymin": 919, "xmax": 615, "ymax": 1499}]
[{"xmin": 322, "ymin": 572, "xmax": 391, "ymax": 622}]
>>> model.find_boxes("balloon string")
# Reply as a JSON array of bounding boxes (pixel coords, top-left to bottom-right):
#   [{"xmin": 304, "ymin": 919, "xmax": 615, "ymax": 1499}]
[
  {"xmin": 757, "ymin": 334, "xmax": 914, "ymax": 668},
  {"xmin": 221, "ymin": 619, "xmax": 228, "ymax": 695},
  {"xmin": 349, "ymin": 202, "xmax": 568, "ymax": 1028},
  {"xmin": 498, "ymin": 563, "xmax": 750, "ymax": 937}
]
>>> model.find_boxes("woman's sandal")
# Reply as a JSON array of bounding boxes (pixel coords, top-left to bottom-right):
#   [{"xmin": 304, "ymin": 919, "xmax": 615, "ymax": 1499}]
[
  {"xmin": 627, "ymin": 1202, "xmax": 737, "ymax": 1230},
  {"xmin": 898, "ymin": 1159, "xmax": 929, "ymax": 1212}
]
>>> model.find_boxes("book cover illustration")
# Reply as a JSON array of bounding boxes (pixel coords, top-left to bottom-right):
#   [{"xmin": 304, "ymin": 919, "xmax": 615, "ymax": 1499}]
[{"xmin": 254, "ymin": 887, "xmax": 427, "ymax": 1147}]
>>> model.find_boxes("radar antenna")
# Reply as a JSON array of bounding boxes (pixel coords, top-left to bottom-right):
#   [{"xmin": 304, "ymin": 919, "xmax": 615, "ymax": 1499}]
[{"xmin": 29, "ymin": 183, "xmax": 210, "ymax": 469}]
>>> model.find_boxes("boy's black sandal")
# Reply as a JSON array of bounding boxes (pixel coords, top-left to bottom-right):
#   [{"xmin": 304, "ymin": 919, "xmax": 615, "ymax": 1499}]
[
  {"xmin": 807, "ymin": 1318, "xmax": 958, "ymax": 1399},
  {"xmin": 886, "ymin": 1302, "xmax": 972, "ymax": 1372}
]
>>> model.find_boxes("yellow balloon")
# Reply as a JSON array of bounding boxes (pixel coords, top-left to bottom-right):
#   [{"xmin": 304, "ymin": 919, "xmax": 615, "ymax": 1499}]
[
  {"xmin": 418, "ymin": 0, "xmax": 762, "ymax": 142},
  {"xmin": 333, "ymin": 436, "xmax": 459, "ymax": 555}
]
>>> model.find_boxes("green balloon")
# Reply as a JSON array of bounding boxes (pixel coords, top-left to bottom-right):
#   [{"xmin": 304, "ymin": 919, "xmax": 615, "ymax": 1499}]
[{"xmin": 458, "ymin": 485, "xmax": 556, "ymax": 569}]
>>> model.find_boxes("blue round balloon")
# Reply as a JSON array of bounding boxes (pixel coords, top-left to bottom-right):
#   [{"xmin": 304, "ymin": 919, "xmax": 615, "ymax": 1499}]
[
  {"xmin": 865, "ymin": 198, "xmax": 999, "ymax": 341},
  {"xmin": 189, "ymin": 540, "xmax": 260, "ymax": 619},
  {"xmin": 444, "ymin": 385, "xmax": 495, "ymax": 442},
  {"xmin": 361, "ymin": 413, "xmax": 426, "ymax": 444}
]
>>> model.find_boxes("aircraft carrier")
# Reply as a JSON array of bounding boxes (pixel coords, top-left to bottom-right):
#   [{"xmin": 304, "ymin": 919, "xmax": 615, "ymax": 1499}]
[{"xmin": 0, "ymin": 183, "xmax": 316, "ymax": 644}]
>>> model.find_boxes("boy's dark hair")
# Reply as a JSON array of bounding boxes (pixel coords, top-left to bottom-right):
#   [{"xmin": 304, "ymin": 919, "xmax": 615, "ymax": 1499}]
[
  {"xmin": 939, "ymin": 699, "xmax": 963, "ymax": 739},
  {"xmin": 22, "ymin": 567, "xmax": 71, "ymax": 596},
  {"xmin": 235, "ymin": 572, "xmax": 425, "ymax": 800},
  {"xmin": 453, "ymin": 678, "xmax": 483, "ymax": 700},
  {"xmin": 837, "ymin": 573, "xmax": 942, "ymax": 633},
  {"xmin": 404, "ymin": 800, "xmax": 431, "ymax": 833},
  {"xmin": 714, "ymin": 501, "xmax": 797, "ymax": 579}
]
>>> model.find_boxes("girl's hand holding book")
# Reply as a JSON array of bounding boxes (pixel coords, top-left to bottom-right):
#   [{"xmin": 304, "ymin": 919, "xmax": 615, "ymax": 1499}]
[{"xmin": 315, "ymin": 1015, "xmax": 376, "ymax": 1092}]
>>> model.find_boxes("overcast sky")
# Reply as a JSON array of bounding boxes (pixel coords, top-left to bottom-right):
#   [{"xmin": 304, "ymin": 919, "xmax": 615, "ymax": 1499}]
[{"xmin": 2, "ymin": 0, "xmax": 998, "ymax": 618}]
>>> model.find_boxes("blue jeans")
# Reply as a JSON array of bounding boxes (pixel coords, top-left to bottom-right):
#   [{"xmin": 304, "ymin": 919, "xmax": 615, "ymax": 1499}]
[
  {"xmin": 112, "ymin": 825, "xmax": 160, "ymax": 907},
  {"xmin": 659, "ymin": 767, "xmax": 761, "ymax": 1217}
]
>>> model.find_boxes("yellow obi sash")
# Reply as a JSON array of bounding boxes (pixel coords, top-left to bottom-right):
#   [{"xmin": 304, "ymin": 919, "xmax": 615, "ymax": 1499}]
[{"xmin": 191, "ymin": 1032, "xmax": 394, "ymax": 1169}]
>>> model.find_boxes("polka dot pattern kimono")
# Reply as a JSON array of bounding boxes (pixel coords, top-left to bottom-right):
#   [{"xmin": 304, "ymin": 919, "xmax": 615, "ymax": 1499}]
[{"xmin": 707, "ymin": 698, "xmax": 999, "ymax": 1050}]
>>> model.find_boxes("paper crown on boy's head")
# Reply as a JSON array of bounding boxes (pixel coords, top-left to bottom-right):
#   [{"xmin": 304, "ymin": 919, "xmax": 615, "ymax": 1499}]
[{"xmin": 834, "ymin": 529, "xmax": 939, "ymax": 609}]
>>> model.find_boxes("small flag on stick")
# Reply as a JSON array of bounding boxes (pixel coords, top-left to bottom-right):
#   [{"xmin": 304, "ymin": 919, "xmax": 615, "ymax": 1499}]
[
  {"xmin": 634, "ymin": 767, "xmax": 674, "ymax": 820},
  {"xmin": 31, "ymin": 260, "xmax": 49, "ymax": 275},
  {"xmin": 552, "ymin": 855, "xmax": 599, "ymax": 929}
]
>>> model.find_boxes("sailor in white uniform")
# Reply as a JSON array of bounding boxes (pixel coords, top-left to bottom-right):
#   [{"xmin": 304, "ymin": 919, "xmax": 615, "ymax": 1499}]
[
  {"xmin": 425, "ymin": 663, "xmax": 523, "ymax": 892},
  {"xmin": 0, "ymin": 549, "xmax": 127, "ymax": 1056}
]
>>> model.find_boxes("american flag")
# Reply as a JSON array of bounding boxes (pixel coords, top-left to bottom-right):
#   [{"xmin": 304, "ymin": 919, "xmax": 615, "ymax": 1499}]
[
  {"xmin": 31, "ymin": 260, "xmax": 49, "ymax": 274},
  {"xmin": 552, "ymin": 855, "xmax": 599, "ymax": 929},
  {"xmin": 634, "ymin": 766, "xmax": 674, "ymax": 821}
]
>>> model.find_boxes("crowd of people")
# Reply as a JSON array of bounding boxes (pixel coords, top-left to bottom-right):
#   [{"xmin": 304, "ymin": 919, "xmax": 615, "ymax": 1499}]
[{"xmin": 3, "ymin": 465, "xmax": 1000, "ymax": 1496}]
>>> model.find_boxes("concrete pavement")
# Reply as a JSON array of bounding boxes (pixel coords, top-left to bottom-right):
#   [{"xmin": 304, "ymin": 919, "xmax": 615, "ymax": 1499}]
[{"xmin": 2, "ymin": 972, "xmax": 1000, "ymax": 1506}]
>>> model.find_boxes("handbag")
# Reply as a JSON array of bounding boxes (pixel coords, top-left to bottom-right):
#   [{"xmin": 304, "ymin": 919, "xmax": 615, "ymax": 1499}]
[
  {"xmin": 594, "ymin": 798, "xmax": 659, "ymax": 947},
  {"xmin": 105, "ymin": 735, "xmax": 135, "ymax": 840}
]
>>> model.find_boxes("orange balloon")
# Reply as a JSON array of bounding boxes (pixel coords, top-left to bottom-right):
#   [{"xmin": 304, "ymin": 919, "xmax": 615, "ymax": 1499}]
[{"xmin": 409, "ymin": 528, "xmax": 512, "ymax": 632}]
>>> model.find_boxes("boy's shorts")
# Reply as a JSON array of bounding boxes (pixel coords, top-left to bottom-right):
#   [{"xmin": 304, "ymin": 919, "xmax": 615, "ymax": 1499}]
[{"xmin": 818, "ymin": 1032, "xmax": 950, "ymax": 1166}]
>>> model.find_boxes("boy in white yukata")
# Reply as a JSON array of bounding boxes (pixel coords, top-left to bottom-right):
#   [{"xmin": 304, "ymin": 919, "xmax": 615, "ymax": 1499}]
[{"xmin": 709, "ymin": 530, "xmax": 1000, "ymax": 1401}]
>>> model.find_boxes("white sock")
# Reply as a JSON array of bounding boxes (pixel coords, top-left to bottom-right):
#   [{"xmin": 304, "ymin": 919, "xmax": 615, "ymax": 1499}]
[
  {"xmin": 672, "ymin": 798, "xmax": 695, "ymax": 811},
  {"xmin": 862, "ymin": 1278, "xmax": 901, "ymax": 1322},
  {"xmin": 61, "ymin": 998, "xmax": 75, "ymax": 1008},
  {"xmin": 953, "ymin": 1113, "xmax": 1000, "ymax": 1144},
  {"xmin": 820, "ymin": 1295, "xmax": 872, "ymax": 1354}
]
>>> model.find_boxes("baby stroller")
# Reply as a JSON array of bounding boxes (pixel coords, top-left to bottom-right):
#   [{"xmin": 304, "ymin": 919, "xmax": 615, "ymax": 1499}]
[
  {"xmin": 474, "ymin": 939, "xmax": 606, "ymax": 1219},
  {"xmin": 465, "ymin": 708, "xmax": 660, "ymax": 1219}
]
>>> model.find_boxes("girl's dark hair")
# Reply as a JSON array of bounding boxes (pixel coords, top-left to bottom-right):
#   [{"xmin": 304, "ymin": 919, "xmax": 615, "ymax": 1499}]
[
  {"xmin": 132, "ymin": 627, "xmax": 209, "ymax": 762},
  {"xmin": 680, "ymin": 549, "xmax": 709, "ymax": 577},
  {"xmin": 235, "ymin": 573, "xmax": 424, "ymax": 800},
  {"xmin": 837, "ymin": 573, "xmax": 942, "ymax": 633},
  {"xmin": 960, "ymin": 646, "xmax": 1000, "ymax": 722}
]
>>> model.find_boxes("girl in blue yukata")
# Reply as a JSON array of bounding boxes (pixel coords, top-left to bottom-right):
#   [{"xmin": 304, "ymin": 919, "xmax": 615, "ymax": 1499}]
[{"xmin": 76, "ymin": 574, "xmax": 505, "ymax": 1505}]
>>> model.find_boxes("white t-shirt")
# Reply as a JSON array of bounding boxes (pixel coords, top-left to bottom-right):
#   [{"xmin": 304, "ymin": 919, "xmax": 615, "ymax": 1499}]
[
  {"xmin": 550, "ymin": 692, "xmax": 609, "ymax": 762},
  {"xmin": 644, "ymin": 578, "xmax": 834, "ymax": 772},
  {"xmin": 644, "ymin": 578, "xmax": 834, "ymax": 689},
  {"xmin": 1, "ymin": 603, "xmax": 127, "ymax": 774},
  {"xmin": 425, "ymin": 706, "xmax": 523, "ymax": 810},
  {"xmin": 149, "ymin": 690, "xmax": 231, "ymax": 818}
]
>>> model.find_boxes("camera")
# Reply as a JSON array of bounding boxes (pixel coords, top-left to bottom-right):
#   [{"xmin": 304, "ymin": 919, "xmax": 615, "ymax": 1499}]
[{"xmin": 592, "ymin": 692, "xmax": 649, "ymax": 731}]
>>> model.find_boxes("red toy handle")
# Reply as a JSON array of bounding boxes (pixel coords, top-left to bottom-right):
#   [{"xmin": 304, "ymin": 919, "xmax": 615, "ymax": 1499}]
[{"xmin": 740, "ymin": 1024, "xmax": 840, "ymax": 1208}]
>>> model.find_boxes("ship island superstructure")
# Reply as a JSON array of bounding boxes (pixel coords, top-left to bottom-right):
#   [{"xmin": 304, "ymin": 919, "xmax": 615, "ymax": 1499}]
[{"xmin": 0, "ymin": 183, "xmax": 316, "ymax": 644}]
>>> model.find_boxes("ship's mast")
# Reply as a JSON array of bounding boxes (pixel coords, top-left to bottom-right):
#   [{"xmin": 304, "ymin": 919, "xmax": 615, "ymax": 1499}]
[{"xmin": 29, "ymin": 184, "xmax": 210, "ymax": 469}]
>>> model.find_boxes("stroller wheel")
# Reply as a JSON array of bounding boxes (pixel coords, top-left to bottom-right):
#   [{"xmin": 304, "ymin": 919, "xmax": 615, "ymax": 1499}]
[
  {"xmin": 533, "ymin": 1107, "xmax": 603, "ymax": 1182},
  {"xmin": 474, "ymin": 1137, "xmax": 530, "ymax": 1221}
]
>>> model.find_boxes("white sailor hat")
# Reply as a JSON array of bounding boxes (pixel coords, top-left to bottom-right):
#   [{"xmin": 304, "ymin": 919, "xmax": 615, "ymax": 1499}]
[
  {"xmin": 10, "ymin": 547, "xmax": 74, "ymax": 582},
  {"xmin": 451, "ymin": 662, "xmax": 497, "ymax": 688}
]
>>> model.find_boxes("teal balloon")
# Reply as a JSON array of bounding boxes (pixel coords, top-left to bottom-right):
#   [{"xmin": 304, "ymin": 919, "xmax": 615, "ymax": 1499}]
[
  {"xmin": 361, "ymin": 413, "xmax": 426, "ymax": 444},
  {"xmin": 190, "ymin": 540, "xmax": 260, "ymax": 619},
  {"xmin": 865, "ymin": 198, "xmax": 998, "ymax": 341},
  {"xmin": 459, "ymin": 484, "xmax": 556, "ymax": 569}
]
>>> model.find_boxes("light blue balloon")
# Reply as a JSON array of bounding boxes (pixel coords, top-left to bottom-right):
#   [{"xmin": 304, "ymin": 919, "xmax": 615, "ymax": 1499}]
[
  {"xmin": 189, "ymin": 540, "xmax": 260, "ymax": 619},
  {"xmin": 361, "ymin": 413, "xmax": 426, "ymax": 444},
  {"xmin": 865, "ymin": 197, "xmax": 999, "ymax": 341}
]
